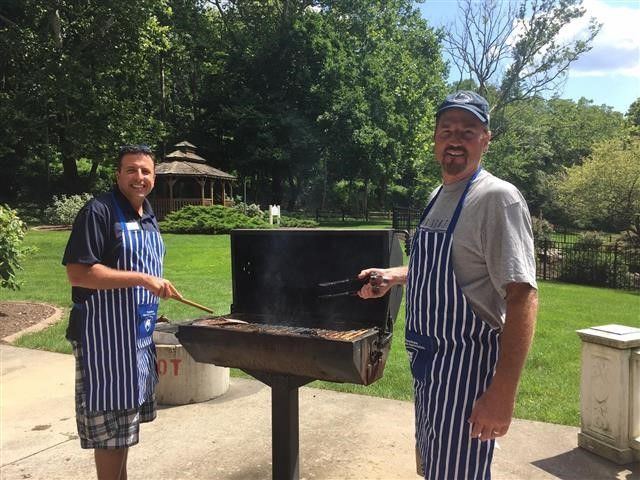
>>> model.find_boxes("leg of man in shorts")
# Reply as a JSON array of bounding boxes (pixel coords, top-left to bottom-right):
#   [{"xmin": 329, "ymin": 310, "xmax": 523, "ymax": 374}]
[
  {"xmin": 73, "ymin": 343, "xmax": 157, "ymax": 480},
  {"xmin": 95, "ymin": 448, "xmax": 128, "ymax": 480}
]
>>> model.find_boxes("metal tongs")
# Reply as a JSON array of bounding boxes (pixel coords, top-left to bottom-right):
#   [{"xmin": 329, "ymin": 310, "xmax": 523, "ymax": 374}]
[{"xmin": 317, "ymin": 272, "xmax": 379, "ymax": 298}]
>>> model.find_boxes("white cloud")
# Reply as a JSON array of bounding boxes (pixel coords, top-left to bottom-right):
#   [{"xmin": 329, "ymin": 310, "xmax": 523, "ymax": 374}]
[{"xmin": 559, "ymin": 0, "xmax": 640, "ymax": 77}]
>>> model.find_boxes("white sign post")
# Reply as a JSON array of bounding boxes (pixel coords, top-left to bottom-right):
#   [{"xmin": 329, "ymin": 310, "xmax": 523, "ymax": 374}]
[{"xmin": 269, "ymin": 205, "xmax": 281, "ymax": 226}]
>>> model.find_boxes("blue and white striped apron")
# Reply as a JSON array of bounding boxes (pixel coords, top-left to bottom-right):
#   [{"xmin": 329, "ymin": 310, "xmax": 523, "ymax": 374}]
[
  {"xmin": 406, "ymin": 169, "xmax": 501, "ymax": 480},
  {"xmin": 78, "ymin": 193, "xmax": 164, "ymax": 412}
]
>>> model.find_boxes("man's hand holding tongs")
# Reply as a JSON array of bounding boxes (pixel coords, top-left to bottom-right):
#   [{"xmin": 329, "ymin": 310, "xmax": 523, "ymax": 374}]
[
  {"xmin": 356, "ymin": 266, "xmax": 408, "ymax": 299},
  {"xmin": 317, "ymin": 273, "xmax": 378, "ymax": 298}
]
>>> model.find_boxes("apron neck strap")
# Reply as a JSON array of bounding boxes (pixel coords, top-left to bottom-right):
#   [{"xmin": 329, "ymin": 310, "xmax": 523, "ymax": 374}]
[
  {"xmin": 111, "ymin": 192, "xmax": 128, "ymax": 229},
  {"xmin": 447, "ymin": 167, "xmax": 482, "ymax": 234}
]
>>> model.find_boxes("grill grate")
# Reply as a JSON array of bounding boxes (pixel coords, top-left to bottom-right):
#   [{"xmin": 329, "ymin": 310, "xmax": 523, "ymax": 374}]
[{"xmin": 192, "ymin": 317, "xmax": 371, "ymax": 342}]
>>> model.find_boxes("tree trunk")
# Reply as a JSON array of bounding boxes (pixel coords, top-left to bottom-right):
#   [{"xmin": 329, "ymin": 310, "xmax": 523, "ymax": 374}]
[
  {"xmin": 363, "ymin": 177, "xmax": 369, "ymax": 217},
  {"xmin": 286, "ymin": 173, "xmax": 298, "ymax": 211},
  {"xmin": 320, "ymin": 153, "xmax": 328, "ymax": 210},
  {"xmin": 59, "ymin": 119, "xmax": 79, "ymax": 192},
  {"xmin": 271, "ymin": 168, "xmax": 283, "ymax": 205}
]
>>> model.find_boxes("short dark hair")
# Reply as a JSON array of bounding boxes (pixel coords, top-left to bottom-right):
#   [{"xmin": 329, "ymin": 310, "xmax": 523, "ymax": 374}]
[{"xmin": 117, "ymin": 144, "xmax": 155, "ymax": 169}]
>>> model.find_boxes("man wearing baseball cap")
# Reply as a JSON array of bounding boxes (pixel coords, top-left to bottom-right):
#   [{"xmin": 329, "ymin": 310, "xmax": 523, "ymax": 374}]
[{"xmin": 359, "ymin": 91, "xmax": 538, "ymax": 479}]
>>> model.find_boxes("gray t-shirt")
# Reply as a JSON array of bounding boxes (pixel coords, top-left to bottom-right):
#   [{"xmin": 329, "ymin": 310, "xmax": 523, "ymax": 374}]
[{"xmin": 420, "ymin": 169, "xmax": 537, "ymax": 330}]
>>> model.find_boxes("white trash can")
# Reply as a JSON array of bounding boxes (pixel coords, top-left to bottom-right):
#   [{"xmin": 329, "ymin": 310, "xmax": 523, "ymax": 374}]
[{"xmin": 154, "ymin": 331, "xmax": 229, "ymax": 405}]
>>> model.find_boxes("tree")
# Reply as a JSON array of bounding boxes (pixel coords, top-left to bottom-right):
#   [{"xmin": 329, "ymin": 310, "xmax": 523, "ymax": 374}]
[
  {"xmin": 554, "ymin": 135, "xmax": 640, "ymax": 231},
  {"xmin": 202, "ymin": 0, "xmax": 447, "ymax": 210},
  {"xmin": 0, "ymin": 0, "xmax": 172, "ymax": 200},
  {"xmin": 626, "ymin": 98, "xmax": 640, "ymax": 127},
  {"xmin": 444, "ymin": 0, "xmax": 600, "ymax": 135},
  {"xmin": 484, "ymin": 96, "xmax": 626, "ymax": 218},
  {"xmin": 0, "ymin": 205, "xmax": 30, "ymax": 290},
  {"xmin": 314, "ymin": 0, "xmax": 447, "ymax": 210}
]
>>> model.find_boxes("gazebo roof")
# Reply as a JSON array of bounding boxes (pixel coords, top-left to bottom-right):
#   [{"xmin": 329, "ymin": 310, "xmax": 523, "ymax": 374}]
[
  {"xmin": 157, "ymin": 141, "xmax": 237, "ymax": 181},
  {"xmin": 174, "ymin": 140, "xmax": 197, "ymax": 148},
  {"xmin": 155, "ymin": 160, "xmax": 237, "ymax": 180},
  {"xmin": 165, "ymin": 149, "xmax": 207, "ymax": 163}
]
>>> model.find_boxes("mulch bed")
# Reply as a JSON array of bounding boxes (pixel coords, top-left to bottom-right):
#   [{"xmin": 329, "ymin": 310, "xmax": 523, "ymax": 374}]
[{"xmin": 0, "ymin": 302, "xmax": 58, "ymax": 340}]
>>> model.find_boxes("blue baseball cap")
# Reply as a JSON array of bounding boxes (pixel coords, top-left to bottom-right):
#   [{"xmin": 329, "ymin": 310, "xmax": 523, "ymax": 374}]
[{"xmin": 436, "ymin": 91, "xmax": 490, "ymax": 126}]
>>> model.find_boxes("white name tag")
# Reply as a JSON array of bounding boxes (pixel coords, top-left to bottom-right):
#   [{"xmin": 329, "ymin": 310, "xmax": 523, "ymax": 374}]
[{"xmin": 125, "ymin": 221, "xmax": 140, "ymax": 231}]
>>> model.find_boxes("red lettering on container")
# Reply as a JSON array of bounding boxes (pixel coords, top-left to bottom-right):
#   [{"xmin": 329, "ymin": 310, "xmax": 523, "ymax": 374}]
[
  {"xmin": 157, "ymin": 359, "xmax": 167, "ymax": 375},
  {"xmin": 170, "ymin": 358, "xmax": 181, "ymax": 376}
]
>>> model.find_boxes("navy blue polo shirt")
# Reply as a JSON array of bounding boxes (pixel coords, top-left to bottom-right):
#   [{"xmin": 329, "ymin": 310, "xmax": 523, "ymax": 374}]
[{"xmin": 62, "ymin": 186, "xmax": 160, "ymax": 340}]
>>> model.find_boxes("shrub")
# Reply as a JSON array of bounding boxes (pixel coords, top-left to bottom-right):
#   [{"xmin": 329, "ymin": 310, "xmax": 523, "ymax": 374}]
[
  {"xmin": 0, "ymin": 205, "xmax": 31, "ymax": 290},
  {"xmin": 44, "ymin": 194, "xmax": 93, "ymax": 225},
  {"xmin": 573, "ymin": 231, "xmax": 604, "ymax": 251},
  {"xmin": 531, "ymin": 217, "xmax": 554, "ymax": 245},
  {"xmin": 13, "ymin": 203, "xmax": 46, "ymax": 226},
  {"xmin": 617, "ymin": 221, "xmax": 640, "ymax": 248},
  {"xmin": 280, "ymin": 216, "xmax": 319, "ymax": 228},
  {"xmin": 231, "ymin": 202, "xmax": 264, "ymax": 218},
  {"xmin": 160, "ymin": 205, "xmax": 271, "ymax": 234}
]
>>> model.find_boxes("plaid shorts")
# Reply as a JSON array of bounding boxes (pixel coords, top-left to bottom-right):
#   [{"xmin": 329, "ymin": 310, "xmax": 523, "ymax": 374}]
[{"xmin": 72, "ymin": 342, "xmax": 157, "ymax": 449}]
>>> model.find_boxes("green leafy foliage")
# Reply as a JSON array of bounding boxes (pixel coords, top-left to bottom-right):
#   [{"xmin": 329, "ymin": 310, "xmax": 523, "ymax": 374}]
[
  {"xmin": 0, "ymin": 205, "xmax": 32, "ymax": 290},
  {"xmin": 572, "ymin": 231, "xmax": 604, "ymax": 251},
  {"xmin": 617, "ymin": 217, "xmax": 640, "ymax": 249},
  {"xmin": 279, "ymin": 216, "xmax": 318, "ymax": 228},
  {"xmin": 485, "ymin": 97, "xmax": 626, "ymax": 216},
  {"xmin": 231, "ymin": 202, "xmax": 264, "ymax": 218},
  {"xmin": 160, "ymin": 205, "xmax": 271, "ymax": 234},
  {"xmin": 0, "ymin": 0, "xmax": 630, "ymax": 223},
  {"xmin": 0, "ymin": 0, "xmax": 170, "ymax": 199},
  {"xmin": 161, "ymin": 204, "xmax": 318, "ymax": 233},
  {"xmin": 531, "ymin": 216, "xmax": 555, "ymax": 245},
  {"xmin": 1, "ymin": 0, "xmax": 447, "ymax": 213},
  {"xmin": 44, "ymin": 194, "xmax": 93, "ymax": 225},
  {"xmin": 554, "ymin": 135, "xmax": 640, "ymax": 231},
  {"xmin": 626, "ymin": 97, "xmax": 640, "ymax": 127}
]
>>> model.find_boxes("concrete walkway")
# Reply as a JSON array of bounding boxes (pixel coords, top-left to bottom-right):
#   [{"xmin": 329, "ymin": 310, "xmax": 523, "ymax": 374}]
[{"xmin": 1, "ymin": 344, "xmax": 638, "ymax": 480}]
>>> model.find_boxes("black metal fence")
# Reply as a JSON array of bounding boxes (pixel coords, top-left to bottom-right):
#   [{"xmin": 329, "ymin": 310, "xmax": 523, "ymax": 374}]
[
  {"xmin": 392, "ymin": 207, "xmax": 640, "ymax": 291},
  {"xmin": 537, "ymin": 240, "xmax": 640, "ymax": 291},
  {"xmin": 392, "ymin": 207, "xmax": 423, "ymax": 235}
]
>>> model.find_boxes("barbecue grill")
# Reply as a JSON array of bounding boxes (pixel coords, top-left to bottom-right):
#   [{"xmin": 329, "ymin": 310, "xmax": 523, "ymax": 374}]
[{"xmin": 173, "ymin": 229, "xmax": 404, "ymax": 480}]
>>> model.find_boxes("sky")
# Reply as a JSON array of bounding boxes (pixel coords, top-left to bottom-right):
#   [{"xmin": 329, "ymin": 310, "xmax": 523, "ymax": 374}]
[{"xmin": 418, "ymin": 0, "xmax": 640, "ymax": 114}]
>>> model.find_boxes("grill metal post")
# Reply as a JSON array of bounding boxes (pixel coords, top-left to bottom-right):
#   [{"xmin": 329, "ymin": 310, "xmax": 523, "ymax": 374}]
[
  {"xmin": 245, "ymin": 370, "xmax": 312, "ymax": 480},
  {"xmin": 272, "ymin": 375, "xmax": 300, "ymax": 480}
]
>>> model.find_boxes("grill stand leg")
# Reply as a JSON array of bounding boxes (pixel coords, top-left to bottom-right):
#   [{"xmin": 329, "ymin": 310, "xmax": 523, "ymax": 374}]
[
  {"xmin": 244, "ymin": 371, "xmax": 312, "ymax": 480},
  {"xmin": 272, "ymin": 376, "xmax": 299, "ymax": 480}
]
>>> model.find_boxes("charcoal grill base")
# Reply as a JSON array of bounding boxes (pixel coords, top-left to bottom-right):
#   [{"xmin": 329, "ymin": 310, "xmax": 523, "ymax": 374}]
[
  {"xmin": 177, "ymin": 317, "xmax": 391, "ymax": 385},
  {"xmin": 246, "ymin": 370, "xmax": 312, "ymax": 480}
]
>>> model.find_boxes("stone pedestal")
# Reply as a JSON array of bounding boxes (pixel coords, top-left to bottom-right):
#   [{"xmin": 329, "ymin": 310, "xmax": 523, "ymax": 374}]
[{"xmin": 576, "ymin": 324, "xmax": 640, "ymax": 464}]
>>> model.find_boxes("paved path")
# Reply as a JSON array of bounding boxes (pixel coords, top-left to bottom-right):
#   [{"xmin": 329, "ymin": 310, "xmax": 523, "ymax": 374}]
[{"xmin": 1, "ymin": 344, "xmax": 638, "ymax": 479}]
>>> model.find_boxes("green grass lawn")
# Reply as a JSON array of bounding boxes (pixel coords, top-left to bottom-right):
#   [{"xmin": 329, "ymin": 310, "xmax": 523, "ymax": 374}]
[{"xmin": 4, "ymin": 229, "xmax": 639, "ymax": 427}]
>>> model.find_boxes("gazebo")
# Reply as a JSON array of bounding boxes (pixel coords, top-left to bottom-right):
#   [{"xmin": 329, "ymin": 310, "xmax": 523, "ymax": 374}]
[{"xmin": 150, "ymin": 141, "xmax": 237, "ymax": 220}]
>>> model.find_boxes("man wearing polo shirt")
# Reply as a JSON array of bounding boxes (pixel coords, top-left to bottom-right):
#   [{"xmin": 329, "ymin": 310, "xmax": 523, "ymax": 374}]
[{"xmin": 63, "ymin": 145, "xmax": 180, "ymax": 479}]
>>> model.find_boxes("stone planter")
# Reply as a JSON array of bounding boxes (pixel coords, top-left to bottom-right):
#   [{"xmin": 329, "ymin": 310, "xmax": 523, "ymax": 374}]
[{"xmin": 576, "ymin": 324, "xmax": 640, "ymax": 464}]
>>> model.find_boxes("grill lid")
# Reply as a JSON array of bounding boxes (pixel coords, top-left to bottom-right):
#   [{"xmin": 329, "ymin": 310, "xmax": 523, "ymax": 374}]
[{"xmin": 230, "ymin": 229, "xmax": 403, "ymax": 332}]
